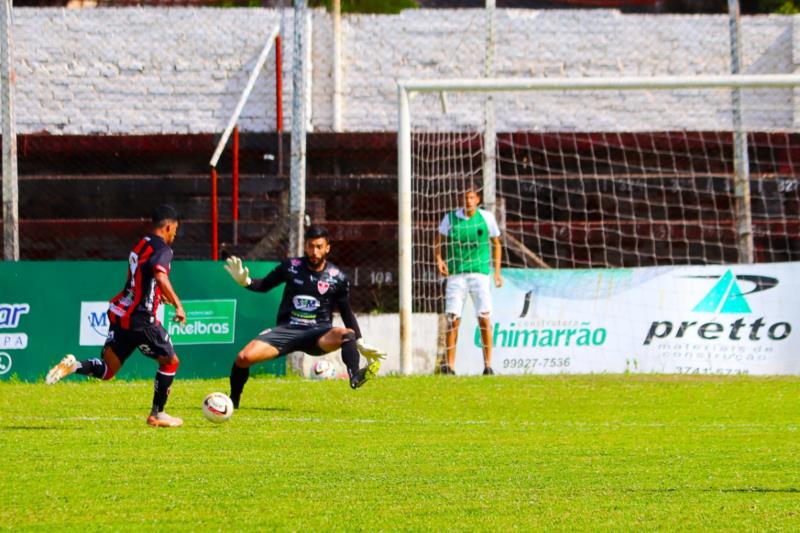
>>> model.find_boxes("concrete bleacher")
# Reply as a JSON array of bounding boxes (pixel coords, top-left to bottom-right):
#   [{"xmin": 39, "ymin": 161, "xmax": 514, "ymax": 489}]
[
  {"xmin": 8, "ymin": 129, "xmax": 800, "ymax": 309},
  {"xmin": 13, "ymin": 131, "xmax": 401, "ymax": 313},
  {"xmin": 16, "ymin": 130, "xmax": 800, "ymax": 262},
  {"xmin": 16, "ymin": 173, "xmax": 398, "ymax": 259}
]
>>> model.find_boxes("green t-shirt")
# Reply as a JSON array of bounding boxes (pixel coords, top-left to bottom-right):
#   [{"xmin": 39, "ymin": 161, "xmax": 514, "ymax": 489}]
[{"xmin": 439, "ymin": 208, "xmax": 501, "ymax": 275}]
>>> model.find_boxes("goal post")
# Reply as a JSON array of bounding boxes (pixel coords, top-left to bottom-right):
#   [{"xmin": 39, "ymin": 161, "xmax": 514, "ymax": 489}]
[{"xmin": 398, "ymin": 74, "xmax": 800, "ymax": 375}]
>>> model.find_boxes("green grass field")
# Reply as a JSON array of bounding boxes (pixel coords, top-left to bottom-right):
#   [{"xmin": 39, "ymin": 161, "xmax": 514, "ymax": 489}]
[{"xmin": 2, "ymin": 374, "xmax": 800, "ymax": 531}]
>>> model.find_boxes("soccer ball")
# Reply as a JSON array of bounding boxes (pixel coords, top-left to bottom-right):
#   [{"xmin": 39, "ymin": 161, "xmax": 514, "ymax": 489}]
[
  {"xmin": 310, "ymin": 359, "xmax": 337, "ymax": 380},
  {"xmin": 202, "ymin": 392, "xmax": 234, "ymax": 423}
]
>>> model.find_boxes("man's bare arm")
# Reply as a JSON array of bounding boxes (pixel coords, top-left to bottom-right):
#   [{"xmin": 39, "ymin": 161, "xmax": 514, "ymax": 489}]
[
  {"xmin": 435, "ymin": 233, "xmax": 448, "ymax": 276},
  {"xmin": 155, "ymin": 271, "xmax": 186, "ymax": 324},
  {"xmin": 492, "ymin": 236, "xmax": 503, "ymax": 287}
]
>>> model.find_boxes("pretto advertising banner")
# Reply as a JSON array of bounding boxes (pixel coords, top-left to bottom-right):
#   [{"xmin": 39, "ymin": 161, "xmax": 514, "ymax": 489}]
[
  {"xmin": 455, "ymin": 262, "xmax": 800, "ymax": 376},
  {"xmin": 0, "ymin": 261, "xmax": 282, "ymax": 381}
]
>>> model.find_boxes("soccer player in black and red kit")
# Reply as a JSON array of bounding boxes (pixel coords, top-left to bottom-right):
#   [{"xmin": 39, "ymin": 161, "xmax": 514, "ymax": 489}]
[
  {"xmin": 224, "ymin": 225, "xmax": 385, "ymax": 408},
  {"xmin": 46, "ymin": 205, "xmax": 188, "ymax": 428}
]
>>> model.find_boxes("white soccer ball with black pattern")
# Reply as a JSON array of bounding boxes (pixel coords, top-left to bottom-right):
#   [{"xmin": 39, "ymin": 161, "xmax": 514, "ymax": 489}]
[
  {"xmin": 310, "ymin": 359, "xmax": 337, "ymax": 380},
  {"xmin": 202, "ymin": 392, "xmax": 234, "ymax": 423}
]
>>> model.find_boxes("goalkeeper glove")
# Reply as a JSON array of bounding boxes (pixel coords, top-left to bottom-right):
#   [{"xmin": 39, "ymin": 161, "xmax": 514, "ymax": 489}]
[
  {"xmin": 357, "ymin": 339, "xmax": 386, "ymax": 363},
  {"xmin": 224, "ymin": 256, "xmax": 252, "ymax": 287}
]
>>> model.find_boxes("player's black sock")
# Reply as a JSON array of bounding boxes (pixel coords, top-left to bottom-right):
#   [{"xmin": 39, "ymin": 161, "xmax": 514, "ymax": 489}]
[
  {"xmin": 151, "ymin": 371, "xmax": 174, "ymax": 415},
  {"xmin": 75, "ymin": 358, "xmax": 106, "ymax": 379},
  {"xmin": 340, "ymin": 338, "xmax": 360, "ymax": 377},
  {"xmin": 229, "ymin": 363, "xmax": 249, "ymax": 408}
]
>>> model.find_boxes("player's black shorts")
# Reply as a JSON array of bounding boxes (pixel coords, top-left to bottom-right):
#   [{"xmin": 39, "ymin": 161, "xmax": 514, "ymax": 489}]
[
  {"xmin": 255, "ymin": 325, "xmax": 331, "ymax": 356},
  {"xmin": 105, "ymin": 322, "xmax": 176, "ymax": 363}
]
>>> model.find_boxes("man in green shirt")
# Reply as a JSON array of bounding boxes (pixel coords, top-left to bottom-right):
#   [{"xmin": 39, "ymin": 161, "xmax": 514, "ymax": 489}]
[{"xmin": 434, "ymin": 189, "xmax": 503, "ymax": 375}]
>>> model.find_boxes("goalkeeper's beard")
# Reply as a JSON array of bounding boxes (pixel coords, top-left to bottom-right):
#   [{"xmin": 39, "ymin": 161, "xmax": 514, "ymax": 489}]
[{"xmin": 306, "ymin": 254, "xmax": 327, "ymax": 269}]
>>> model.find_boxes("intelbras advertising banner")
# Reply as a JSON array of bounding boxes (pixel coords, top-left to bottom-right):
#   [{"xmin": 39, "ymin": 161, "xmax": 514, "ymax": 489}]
[
  {"xmin": 0, "ymin": 261, "xmax": 281, "ymax": 381},
  {"xmin": 455, "ymin": 262, "xmax": 800, "ymax": 376}
]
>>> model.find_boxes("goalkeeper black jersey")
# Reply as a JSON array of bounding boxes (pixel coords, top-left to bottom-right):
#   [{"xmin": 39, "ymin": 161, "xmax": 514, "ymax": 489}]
[{"xmin": 246, "ymin": 257, "xmax": 361, "ymax": 336}]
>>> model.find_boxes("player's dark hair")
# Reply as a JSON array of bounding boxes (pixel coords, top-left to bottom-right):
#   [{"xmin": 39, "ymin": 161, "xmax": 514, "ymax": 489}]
[
  {"xmin": 151, "ymin": 204, "xmax": 180, "ymax": 227},
  {"xmin": 304, "ymin": 225, "xmax": 330, "ymax": 243}
]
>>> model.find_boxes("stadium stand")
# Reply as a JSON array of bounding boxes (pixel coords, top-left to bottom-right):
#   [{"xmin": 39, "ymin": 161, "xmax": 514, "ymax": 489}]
[{"xmin": 11, "ymin": 131, "xmax": 399, "ymax": 308}]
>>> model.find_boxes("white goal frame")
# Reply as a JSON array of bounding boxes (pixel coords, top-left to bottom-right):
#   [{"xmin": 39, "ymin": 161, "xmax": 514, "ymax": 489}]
[{"xmin": 397, "ymin": 73, "xmax": 800, "ymax": 375}]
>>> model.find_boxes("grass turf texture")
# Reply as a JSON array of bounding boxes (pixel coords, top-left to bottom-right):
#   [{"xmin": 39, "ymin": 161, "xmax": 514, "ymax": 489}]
[{"xmin": 2, "ymin": 374, "xmax": 800, "ymax": 530}]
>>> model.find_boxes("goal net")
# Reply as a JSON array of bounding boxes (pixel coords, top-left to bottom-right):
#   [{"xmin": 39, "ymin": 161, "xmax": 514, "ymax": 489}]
[{"xmin": 398, "ymin": 75, "xmax": 800, "ymax": 373}]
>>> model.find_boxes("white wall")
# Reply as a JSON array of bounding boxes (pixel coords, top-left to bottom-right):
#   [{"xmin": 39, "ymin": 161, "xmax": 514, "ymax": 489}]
[
  {"xmin": 15, "ymin": 8, "xmax": 290, "ymax": 134},
  {"xmin": 292, "ymin": 312, "xmax": 439, "ymax": 376},
  {"xmin": 13, "ymin": 8, "xmax": 799, "ymax": 135}
]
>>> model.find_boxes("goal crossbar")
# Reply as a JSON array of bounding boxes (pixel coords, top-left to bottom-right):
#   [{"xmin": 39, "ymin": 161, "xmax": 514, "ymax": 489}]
[{"xmin": 399, "ymin": 73, "xmax": 800, "ymax": 94}]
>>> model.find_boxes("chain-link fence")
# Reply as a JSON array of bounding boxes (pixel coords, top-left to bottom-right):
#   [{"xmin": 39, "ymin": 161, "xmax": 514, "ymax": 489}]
[
  {"xmin": 7, "ymin": 7, "xmax": 289, "ymax": 255},
  {"xmin": 2, "ymin": 4, "xmax": 797, "ymax": 312}
]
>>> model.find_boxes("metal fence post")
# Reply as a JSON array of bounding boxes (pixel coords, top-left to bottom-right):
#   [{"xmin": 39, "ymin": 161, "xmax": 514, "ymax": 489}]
[
  {"xmin": 1, "ymin": 0, "xmax": 18, "ymax": 261},
  {"xmin": 728, "ymin": 0, "xmax": 753, "ymax": 263},
  {"xmin": 482, "ymin": 0, "xmax": 496, "ymax": 216},
  {"xmin": 290, "ymin": 0, "xmax": 308, "ymax": 257}
]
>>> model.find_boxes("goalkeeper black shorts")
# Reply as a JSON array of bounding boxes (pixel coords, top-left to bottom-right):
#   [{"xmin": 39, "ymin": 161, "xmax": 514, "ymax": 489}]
[{"xmin": 255, "ymin": 325, "xmax": 331, "ymax": 356}]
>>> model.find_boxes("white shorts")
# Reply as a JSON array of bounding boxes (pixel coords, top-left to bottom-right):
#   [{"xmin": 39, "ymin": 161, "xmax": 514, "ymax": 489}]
[{"xmin": 445, "ymin": 273, "xmax": 492, "ymax": 318}]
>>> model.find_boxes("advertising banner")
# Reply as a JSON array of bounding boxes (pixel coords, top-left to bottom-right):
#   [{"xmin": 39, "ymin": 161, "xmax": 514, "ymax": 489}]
[
  {"xmin": 455, "ymin": 262, "xmax": 800, "ymax": 376},
  {"xmin": 0, "ymin": 261, "xmax": 282, "ymax": 381}
]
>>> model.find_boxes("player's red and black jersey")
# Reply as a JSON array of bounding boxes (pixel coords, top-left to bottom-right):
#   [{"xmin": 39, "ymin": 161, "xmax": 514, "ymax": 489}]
[
  {"xmin": 247, "ymin": 257, "xmax": 361, "ymax": 336},
  {"xmin": 108, "ymin": 234, "xmax": 173, "ymax": 330}
]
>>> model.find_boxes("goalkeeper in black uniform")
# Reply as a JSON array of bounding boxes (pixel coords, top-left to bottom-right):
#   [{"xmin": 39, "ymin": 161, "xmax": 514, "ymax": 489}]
[{"xmin": 224, "ymin": 225, "xmax": 385, "ymax": 408}]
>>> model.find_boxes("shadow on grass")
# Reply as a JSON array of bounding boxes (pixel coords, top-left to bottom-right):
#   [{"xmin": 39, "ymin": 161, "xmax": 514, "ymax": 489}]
[
  {"xmin": 1, "ymin": 425, "xmax": 72, "ymax": 430},
  {"xmin": 239, "ymin": 406, "xmax": 291, "ymax": 412},
  {"xmin": 714, "ymin": 488, "xmax": 800, "ymax": 493},
  {"xmin": 626, "ymin": 487, "xmax": 800, "ymax": 494}
]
